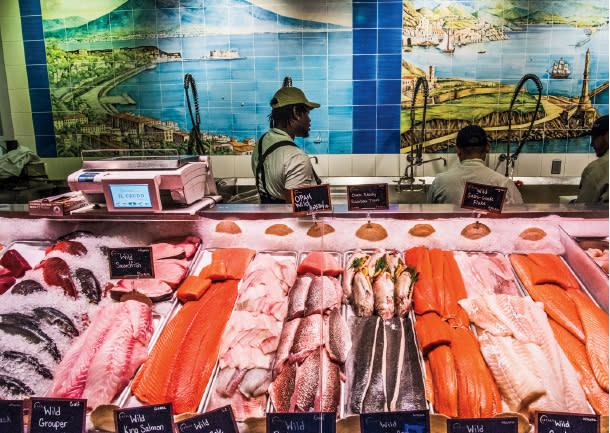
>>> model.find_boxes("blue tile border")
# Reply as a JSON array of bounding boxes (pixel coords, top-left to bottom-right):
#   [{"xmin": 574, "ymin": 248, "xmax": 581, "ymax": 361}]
[
  {"xmin": 35, "ymin": 135, "xmax": 57, "ymax": 158},
  {"xmin": 353, "ymin": 130, "xmax": 376, "ymax": 153},
  {"xmin": 18, "ymin": 0, "xmax": 42, "ymax": 16}
]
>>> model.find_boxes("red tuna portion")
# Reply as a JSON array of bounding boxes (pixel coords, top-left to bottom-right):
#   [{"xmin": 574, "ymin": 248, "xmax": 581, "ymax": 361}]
[
  {"xmin": 36, "ymin": 257, "xmax": 78, "ymax": 298},
  {"xmin": 0, "ymin": 274, "xmax": 16, "ymax": 294},
  {"xmin": 46, "ymin": 240, "xmax": 88, "ymax": 256},
  {"xmin": 0, "ymin": 249, "xmax": 31, "ymax": 278}
]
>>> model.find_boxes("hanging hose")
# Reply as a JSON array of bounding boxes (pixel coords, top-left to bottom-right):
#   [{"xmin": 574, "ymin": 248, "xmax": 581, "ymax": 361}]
[
  {"xmin": 184, "ymin": 73, "xmax": 207, "ymax": 155},
  {"xmin": 409, "ymin": 76, "xmax": 429, "ymax": 164},
  {"xmin": 500, "ymin": 73, "xmax": 543, "ymax": 176}
]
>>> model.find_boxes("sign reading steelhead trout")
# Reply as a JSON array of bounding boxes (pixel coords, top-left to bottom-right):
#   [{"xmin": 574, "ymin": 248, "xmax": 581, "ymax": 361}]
[
  {"xmin": 447, "ymin": 417, "xmax": 518, "ymax": 433},
  {"xmin": 114, "ymin": 403, "xmax": 174, "ymax": 433},
  {"xmin": 291, "ymin": 184, "xmax": 332, "ymax": 215},
  {"xmin": 108, "ymin": 247, "xmax": 154, "ymax": 279},
  {"xmin": 0, "ymin": 400, "xmax": 24, "ymax": 433},
  {"xmin": 175, "ymin": 406, "xmax": 238, "ymax": 433},
  {"xmin": 347, "ymin": 184, "xmax": 389, "ymax": 211},
  {"xmin": 535, "ymin": 412, "xmax": 599, "ymax": 433},
  {"xmin": 461, "ymin": 182, "xmax": 507, "ymax": 214},
  {"xmin": 29, "ymin": 398, "xmax": 85, "ymax": 433},
  {"xmin": 266, "ymin": 412, "xmax": 336, "ymax": 433},
  {"xmin": 360, "ymin": 410, "xmax": 429, "ymax": 433}
]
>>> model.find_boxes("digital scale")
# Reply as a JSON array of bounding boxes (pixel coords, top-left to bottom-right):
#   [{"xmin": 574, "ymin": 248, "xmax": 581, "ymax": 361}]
[{"xmin": 67, "ymin": 150, "xmax": 220, "ymax": 214}]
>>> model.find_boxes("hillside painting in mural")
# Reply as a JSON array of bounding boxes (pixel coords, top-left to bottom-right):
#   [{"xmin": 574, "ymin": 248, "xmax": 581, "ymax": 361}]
[
  {"xmin": 41, "ymin": 0, "xmax": 352, "ymax": 157},
  {"xmin": 401, "ymin": 0, "xmax": 609, "ymax": 155}
]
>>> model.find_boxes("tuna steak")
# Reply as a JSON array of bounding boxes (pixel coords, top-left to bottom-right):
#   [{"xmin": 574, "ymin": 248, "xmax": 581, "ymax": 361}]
[
  {"xmin": 46, "ymin": 240, "xmax": 87, "ymax": 256},
  {"xmin": 0, "ymin": 249, "xmax": 31, "ymax": 278},
  {"xmin": 36, "ymin": 257, "xmax": 77, "ymax": 299}
]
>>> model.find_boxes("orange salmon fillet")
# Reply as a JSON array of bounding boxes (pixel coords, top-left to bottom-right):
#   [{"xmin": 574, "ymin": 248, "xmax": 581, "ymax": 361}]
[
  {"xmin": 527, "ymin": 253, "xmax": 580, "ymax": 290},
  {"xmin": 211, "ymin": 248, "xmax": 256, "ymax": 280},
  {"xmin": 405, "ymin": 246, "xmax": 440, "ymax": 315},
  {"xmin": 441, "ymin": 251, "xmax": 469, "ymax": 326},
  {"xmin": 549, "ymin": 319, "xmax": 609, "ymax": 415},
  {"xmin": 565, "ymin": 289, "xmax": 609, "ymax": 392},
  {"xmin": 414, "ymin": 312, "xmax": 452, "ymax": 355},
  {"xmin": 428, "ymin": 344, "xmax": 458, "ymax": 417}
]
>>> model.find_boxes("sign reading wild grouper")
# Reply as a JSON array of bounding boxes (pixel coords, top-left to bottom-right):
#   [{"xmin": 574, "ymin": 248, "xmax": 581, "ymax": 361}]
[
  {"xmin": 108, "ymin": 247, "xmax": 154, "ymax": 279},
  {"xmin": 0, "ymin": 400, "xmax": 24, "ymax": 433},
  {"xmin": 347, "ymin": 184, "xmax": 389, "ymax": 211},
  {"xmin": 114, "ymin": 403, "xmax": 174, "ymax": 433},
  {"xmin": 29, "ymin": 398, "xmax": 86, "ymax": 433},
  {"xmin": 461, "ymin": 182, "xmax": 507, "ymax": 214},
  {"xmin": 535, "ymin": 412, "xmax": 599, "ymax": 433},
  {"xmin": 291, "ymin": 184, "xmax": 332, "ymax": 215}
]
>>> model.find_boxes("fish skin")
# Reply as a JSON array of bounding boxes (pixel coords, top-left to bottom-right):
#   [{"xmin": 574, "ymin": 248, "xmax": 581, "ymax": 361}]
[
  {"xmin": 0, "ymin": 373, "xmax": 34, "ymax": 395},
  {"xmin": 10, "ymin": 279, "xmax": 45, "ymax": 296},
  {"xmin": 273, "ymin": 318, "xmax": 300, "ymax": 377},
  {"xmin": 395, "ymin": 317, "xmax": 427, "ymax": 411},
  {"xmin": 290, "ymin": 314, "xmax": 323, "ymax": 364},
  {"xmin": 2, "ymin": 350, "xmax": 53, "ymax": 379},
  {"xmin": 317, "ymin": 348, "xmax": 341, "ymax": 412},
  {"xmin": 361, "ymin": 316, "xmax": 388, "ymax": 413},
  {"xmin": 289, "ymin": 350, "xmax": 320, "ymax": 412},
  {"xmin": 324, "ymin": 308, "xmax": 351, "ymax": 364},
  {"xmin": 36, "ymin": 257, "xmax": 78, "ymax": 299},
  {"xmin": 269, "ymin": 361, "xmax": 297, "ymax": 412},
  {"xmin": 352, "ymin": 271, "xmax": 374, "ymax": 316},
  {"xmin": 75, "ymin": 268, "xmax": 101, "ymax": 304},
  {"xmin": 373, "ymin": 272, "xmax": 394, "ymax": 320},
  {"xmin": 304, "ymin": 276, "xmax": 339, "ymax": 317},
  {"xmin": 349, "ymin": 316, "xmax": 380, "ymax": 414},
  {"xmin": 33, "ymin": 307, "xmax": 79, "ymax": 338},
  {"xmin": 0, "ymin": 313, "xmax": 61, "ymax": 361},
  {"xmin": 287, "ymin": 275, "xmax": 312, "ymax": 320}
]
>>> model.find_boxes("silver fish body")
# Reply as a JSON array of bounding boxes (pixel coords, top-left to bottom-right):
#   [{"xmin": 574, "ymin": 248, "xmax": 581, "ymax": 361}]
[
  {"xmin": 373, "ymin": 272, "xmax": 395, "ymax": 320},
  {"xmin": 352, "ymin": 271, "xmax": 374, "ymax": 316},
  {"xmin": 394, "ymin": 271, "xmax": 414, "ymax": 316}
]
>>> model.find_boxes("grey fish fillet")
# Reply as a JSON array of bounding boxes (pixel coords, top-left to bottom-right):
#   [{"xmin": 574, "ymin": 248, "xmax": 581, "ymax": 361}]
[
  {"xmin": 362, "ymin": 317, "xmax": 388, "ymax": 413},
  {"xmin": 2, "ymin": 350, "xmax": 53, "ymax": 379},
  {"xmin": 33, "ymin": 307, "xmax": 79, "ymax": 338},
  {"xmin": 394, "ymin": 316, "xmax": 427, "ymax": 410},
  {"xmin": 349, "ymin": 315, "xmax": 380, "ymax": 413}
]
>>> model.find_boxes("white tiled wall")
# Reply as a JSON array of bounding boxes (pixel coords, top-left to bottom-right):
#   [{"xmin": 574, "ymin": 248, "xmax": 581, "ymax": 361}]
[{"xmin": 328, "ymin": 155, "xmax": 352, "ymax": 177}]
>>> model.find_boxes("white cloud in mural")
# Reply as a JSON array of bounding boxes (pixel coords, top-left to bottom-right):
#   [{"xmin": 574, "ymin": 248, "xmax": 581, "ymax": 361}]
[
  {"xmin": 42, "ymin": 0, "xmax": 129, "ymax": 21},
  {"xmin": 247, "ymin": 0, "xmax": 351, "ymax": 27}
]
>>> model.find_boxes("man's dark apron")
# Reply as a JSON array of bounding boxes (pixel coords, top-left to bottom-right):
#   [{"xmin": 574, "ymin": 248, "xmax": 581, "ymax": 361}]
[{"xmin": 255, "ymin": 133, "xmax": 321, "ymax": 204}]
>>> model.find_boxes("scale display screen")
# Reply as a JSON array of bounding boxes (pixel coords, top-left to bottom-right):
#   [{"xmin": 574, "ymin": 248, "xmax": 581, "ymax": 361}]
[{"xmin": 109, "ymin": 184, "xmax": 153, "ymax": 208}]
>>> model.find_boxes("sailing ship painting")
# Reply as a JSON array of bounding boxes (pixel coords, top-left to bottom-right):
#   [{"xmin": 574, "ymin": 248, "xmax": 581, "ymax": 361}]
[
  {"xmin": 549, "ymin": 58, "xmax": 570, "ymax": 78},
  {"xmin": 442, "ymin": 29, "xmax": 454, "ymax": 54}
]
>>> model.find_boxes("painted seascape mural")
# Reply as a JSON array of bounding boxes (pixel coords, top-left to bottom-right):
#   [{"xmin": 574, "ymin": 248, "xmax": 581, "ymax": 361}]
[
  {"xmin": 40, "ymin": 0, "xmax": 352, "ymax": 157},
  {"xmin": 401, "ymin": 1, "xmax": 609, "ymax": 155}
]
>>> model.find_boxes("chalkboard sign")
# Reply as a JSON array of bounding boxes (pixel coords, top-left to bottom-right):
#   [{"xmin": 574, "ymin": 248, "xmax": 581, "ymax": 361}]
[
  {"xmin": 266, "ymin": 412, "xmax": 336, "ymax": 433},
  {"xmin": 360, "ymin": 410, "xmax": 429, "ymax": 433},
  {"xmin": 448, "ymin": 417, "xmax": 518, "ymax": 433},
  {"xmin": 535, "ymin": 411, "xmax": 599, "ymax": 433},
  {"xmin": 114, "ymin": 403, "xmax": 174, "ymax": 433},
  {"xmin": 461, "ymin": 182, "xmax": 507, "ymax": 214},
  {"xmin": 29, "ymin": 398, "xmax": 86, "ymax": 433},
  {"xmin": 176, "ymin": 405, "xmax": 238, "ymax": 433},
  {"xmin": 108, "ymin": 247, "xmax": 154, "ymax": 279},
  {"xmin": 347, "ymin": 184, "xmax": 389, "ymax": 211},
  {"xmin": 0, "ymin": 400, "xmax": 23, "ymax": 433},
  {"xmin": 291, "ymin": 184, "xmax": 332, "ymax": 215}
]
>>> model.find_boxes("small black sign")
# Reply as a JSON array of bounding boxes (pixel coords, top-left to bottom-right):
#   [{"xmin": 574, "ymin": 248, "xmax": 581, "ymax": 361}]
[
  {"xmin": 291, "ymin": 184, "xmax": 332, "ymax": 215},
  {"xmin": 108, "ymin": 247, "xmax": 155, "ymax": 279},
  {"xmin": 29, "ymin": 398, "xmax": 85, "ymax": 433},
  {"xmin": 360, "ymin": 410, "xmax": 429, "ymax": 433},
  {"xmin": 176, "ymin": 405, "xmax": 238, "ymax": 433},
  {"xmin": 448, "ymin": 417, "xmax": 518, "ymax": 433},
  {"xmin": 347, "ymin": 184, "xmax": 389, "ymax": 211},
  {"xmin": 114, "ymin": 403, "xmax": 174, "ymax": 433},
  {"xmin": 266, "ymin": 412, "xmax": 336, "ymax": 433},
  {"xmin": 535, "ymin": 411, "xmax": 599, "ymax": 433},
  {"xmin": 461, "ymin": 182, "xmax": 507, "ymax": 214},
  {"xmin": 0, "ymin": 400, "xmax": 23, "ymax": 433}
]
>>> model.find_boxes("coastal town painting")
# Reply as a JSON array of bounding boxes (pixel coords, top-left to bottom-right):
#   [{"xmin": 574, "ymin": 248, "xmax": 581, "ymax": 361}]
[{"xmin": 401, "ymin": 0, "xmax": 609, "ymax": 155}]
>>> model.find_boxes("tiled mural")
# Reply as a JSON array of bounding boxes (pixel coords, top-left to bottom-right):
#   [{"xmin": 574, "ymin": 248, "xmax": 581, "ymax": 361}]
[
  {"xmin": 401, "ymin": 1, "xmax": 609, "ymax": 155},
  {"xmin": 17, "ymin": 0, "xmax": 610, "ymax": 160}
]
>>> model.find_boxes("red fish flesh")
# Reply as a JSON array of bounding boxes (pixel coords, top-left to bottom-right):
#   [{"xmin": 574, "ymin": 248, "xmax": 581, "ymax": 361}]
[
  {"xmin": 36, "ymin": 257, "xmax": 77, "ymax": 298},
  {"xmin": 0, "ymin": 249, "xmax": 31, "ymax": 278},
  {"xmin": 46, "ymin": 240, "xmax": 87, "ymax": 257}
]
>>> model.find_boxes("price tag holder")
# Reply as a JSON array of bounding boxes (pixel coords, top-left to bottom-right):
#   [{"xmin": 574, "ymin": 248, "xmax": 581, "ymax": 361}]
[
  {"xmin": 176, "ymin": 405, "xmax": 238, "ymax": 433},
  {"xmin": 266, "ymin": 412, "xmax": 336, "ymax": 433},
  {"xmin": 360, "ymin": 410, "xmax": 429, "ymax": 433},
  {"xmin": 115, "ymin": 403, "xmax": 174, "ymax": 433},
  {"xmin": 535, "ymin": 411, "xmax": 599, "ymax": 433},
  {"xmin": 347, "ymin": 184, "xmax": 389, "ymax": 211},
  {"xmin": 0, "ymin": 400, "xmax": 24, "ymax": 433},
  {"xmin": 447, "ymin": 417, "xmax": 518, "ymax": 433},
  {"xmin": 29, "ymin": 398, "xmax": 85, "ymax": 433},
  {"xmin": 291, "ymin": 184, "xmax": 332, "ymax": 215},
  {"xmin": 108, "ymin": 247, "xmax": 155, "ymax": 279},
  {"xmin": 461, "ymin": 182, "xmax": 507, "ymax": 214}
]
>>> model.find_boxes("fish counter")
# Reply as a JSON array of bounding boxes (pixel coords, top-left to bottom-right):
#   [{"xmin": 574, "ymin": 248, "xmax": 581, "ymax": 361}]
[{"xmin": 0, "ymin": 205, "xmax": 607, "ymax": 432}]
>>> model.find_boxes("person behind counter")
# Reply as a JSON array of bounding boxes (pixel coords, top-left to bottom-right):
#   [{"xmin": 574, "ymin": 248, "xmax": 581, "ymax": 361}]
[
  {"xmin": 427, "ymin": 125, "xmax": 524, "ymax": 205},
  {"xmin": 576, "ymin": 115, "xmax": 609, "ymax": 204},
  {"xmin": 251, "ymin": 86, "xmax": 321, "ymax": 204}
]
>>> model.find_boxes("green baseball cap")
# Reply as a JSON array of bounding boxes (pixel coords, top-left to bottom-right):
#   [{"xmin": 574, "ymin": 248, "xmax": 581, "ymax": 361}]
[{"xmin": 270, "ymin": 87, "xmax": 320, "ymax": 109}]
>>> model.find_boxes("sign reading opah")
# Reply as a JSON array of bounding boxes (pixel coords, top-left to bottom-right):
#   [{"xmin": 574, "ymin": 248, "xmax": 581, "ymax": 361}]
[
  {"xmin": 108, "ymin": 247, "xmax": 154, "ymax": 279},
  {"xmin": 448, "ymin": 417, "xmax": 518, "ymax": 433},
  {"xmin": 114, "ymin": 403, "xmax": 174, "ymax": 433},
  {"xmin": 461, "ymin": 182, "xmax": 507, "ymax": 214},
  {"xmin": 347, "ymin": 184, "xmax": 389, "ymax": 211},
  {"xmin": 29, "ymin": 398, "xmax": 86, "ymax": 433},
  {"xmin": 291, "ymin": 184, "xmax": 332, "ymax": 215},
  {"xmin": 0, "ymin": 400, "xmax": 24, "ymax": 433},
  {"xmin": 535, "ymin": 411, "xmax": 599, "ymax": 433}
]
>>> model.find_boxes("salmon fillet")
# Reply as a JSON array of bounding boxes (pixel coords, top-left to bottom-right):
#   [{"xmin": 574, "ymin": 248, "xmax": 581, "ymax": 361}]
[
  {"xmin": 441, "ymin": 251, "xmax": 469, "ymax": 326},
  {"xmin": 527, "ymin": 253, "xmax": 580, "ymax": 290},
  {"xmin": 211, "ymin": 248, "xmax": 256, "ymax": 280},
  {"xmin": 405, "ymin": 247, "xmax": 439, "ymax": 315},
  {"xmin": 428, "ymin": 345, "xmax": 458, "ymax": 417},
  {"xmin": 414, "ymin": 312, "xmax": 452, "ymax": 355},
  {"xmin": 565, "ymin": 289, "xmax": 609, "ymax": 392}
]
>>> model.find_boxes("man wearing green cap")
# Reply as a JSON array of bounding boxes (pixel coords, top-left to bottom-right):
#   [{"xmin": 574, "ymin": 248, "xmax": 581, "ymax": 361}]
[{"xmin": 251, "ymin": 85, "xmax": 321, "ymax": 204}]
